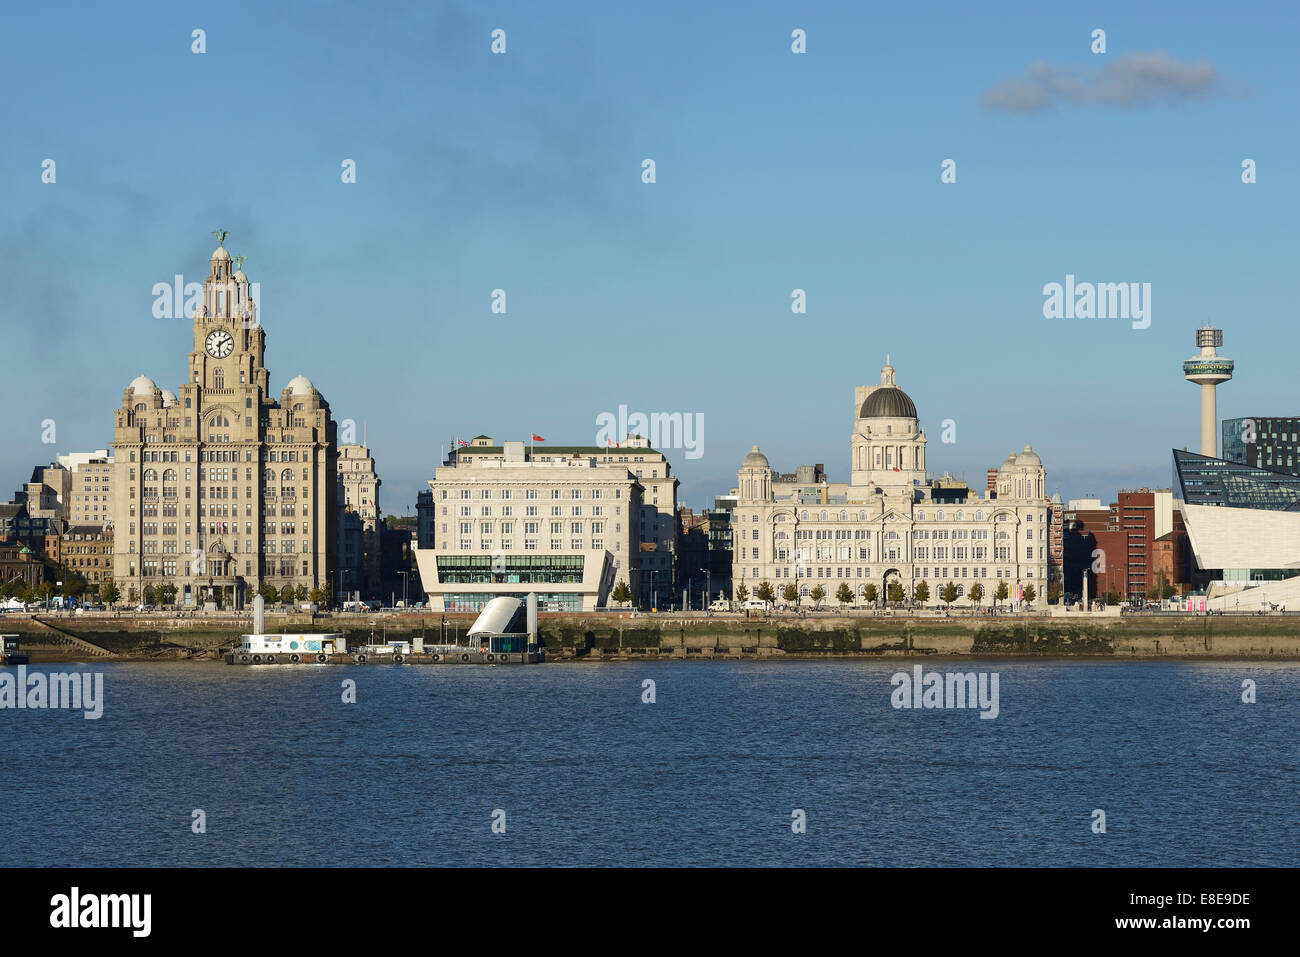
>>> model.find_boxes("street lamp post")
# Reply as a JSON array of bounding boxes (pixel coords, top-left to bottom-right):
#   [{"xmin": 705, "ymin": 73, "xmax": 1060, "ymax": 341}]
[{"xmin": 399, "ymin": 570, "xmax": 409, "ymax": 610}]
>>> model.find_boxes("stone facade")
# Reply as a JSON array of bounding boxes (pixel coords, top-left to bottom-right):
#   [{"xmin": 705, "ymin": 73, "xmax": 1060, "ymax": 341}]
[
  {"xmin": 61, "ymin": 452, "xmax": 114, "ymax": 527},
  {"xmin": 110, "ymin": 241, "xmax": 337, "ymax": 608},
  {"xmin": 0, "ymin": 541, "xmax": 41, "ymax": 590},
  {"xmin": 337, "ymin": 443, "xmax": 382, "ymax": 595},
  {"xmin": 63, "ymin": 525, "xmax": 113, "ymax": 591},
  {"xmin": 17, "ymin": 465, "xmax": 68, "ymax": 522},
  {"xmin": 732, "ymin": 359, "xmax": 1050, "ymax": 609},
  {"xmin": 414, "ymin": 437, "xmax": 668, "ymax": 611}
]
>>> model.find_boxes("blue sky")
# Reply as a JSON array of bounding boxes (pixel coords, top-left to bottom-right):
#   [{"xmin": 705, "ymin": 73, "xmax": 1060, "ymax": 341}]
[{"xmin": 2, "ymin": 0, "xmax": 1297, "ymax": 511}]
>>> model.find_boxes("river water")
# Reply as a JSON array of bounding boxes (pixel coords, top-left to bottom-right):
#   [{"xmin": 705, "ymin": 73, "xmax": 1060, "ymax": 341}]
[{"xmin": 0, "ymin": 660, "xmax": 1295, "ymax": 866}]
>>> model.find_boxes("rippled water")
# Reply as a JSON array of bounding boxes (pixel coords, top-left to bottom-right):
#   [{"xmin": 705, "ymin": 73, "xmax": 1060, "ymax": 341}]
[{"xmin": 0, "ymin": 660, "xmax": 1295, "ymax": 866}]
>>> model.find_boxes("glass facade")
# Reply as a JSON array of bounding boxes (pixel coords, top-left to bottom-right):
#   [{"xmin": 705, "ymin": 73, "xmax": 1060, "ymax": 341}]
[
  {"xmin": 442, "ymin": 592, "xmax": 581, "ymax": 613},
  {"xmin": 1221, "ymin": 417, "xmax": 1300, "ymax": 476},
  {"xmin": 1172, "ymin": 449, "xmax": 1300, "ymax": 510},
  {"xmin": 436, "ymin": 554, "xmax": 584, "ymax": 584}
]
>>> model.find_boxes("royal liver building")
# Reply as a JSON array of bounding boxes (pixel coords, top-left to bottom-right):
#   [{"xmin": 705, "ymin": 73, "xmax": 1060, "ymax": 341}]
[
  {"xmin": 110, "ymin": 237, "xmax": 338, "ymax": 608},
  {"xmin": 732, "ymin": 359, "xmax": 1048, "ymax": 608}
]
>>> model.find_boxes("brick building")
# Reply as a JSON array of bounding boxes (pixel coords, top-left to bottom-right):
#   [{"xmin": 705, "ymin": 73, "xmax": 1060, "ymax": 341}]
[
  {"xmin": 63, "ymin": 525, "xmax": 114, "ymax": 593},
  {"xmin": 1064, "ymin": 489, "xmax": 1190, "ymax": 602}
]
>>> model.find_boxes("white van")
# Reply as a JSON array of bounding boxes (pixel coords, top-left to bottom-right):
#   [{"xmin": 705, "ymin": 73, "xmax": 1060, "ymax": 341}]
[{"xmin": 743, "ymin": 599, "xmax": 770, "ymax": 611}]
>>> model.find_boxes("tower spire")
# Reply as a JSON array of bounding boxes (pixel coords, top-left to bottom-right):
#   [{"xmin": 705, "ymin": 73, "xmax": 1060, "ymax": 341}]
[{"xmin": 1182, "ymin": 327, "xmax": 1233, "ymax": 457}]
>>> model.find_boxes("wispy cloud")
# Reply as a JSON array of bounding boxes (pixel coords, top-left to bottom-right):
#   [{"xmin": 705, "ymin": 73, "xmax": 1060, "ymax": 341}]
[{"xmin": 982, "ymin": 50, "xmax": 1240, "ymax": 112}]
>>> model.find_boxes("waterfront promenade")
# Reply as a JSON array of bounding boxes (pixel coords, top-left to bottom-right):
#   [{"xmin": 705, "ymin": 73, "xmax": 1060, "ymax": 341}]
[{"xmin": 3, "ymin": 608, "xmax": 1298, "ymax": 662}]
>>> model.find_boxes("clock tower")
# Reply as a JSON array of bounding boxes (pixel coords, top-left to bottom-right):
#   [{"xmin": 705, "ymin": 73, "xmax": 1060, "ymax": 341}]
[
  {"xmin": 110, "ymin": 237, "xmax": 338, "ymax": 610},
  {"xmin": 186, "ymin": 244, "xmax": 268, "ymax": 397}
]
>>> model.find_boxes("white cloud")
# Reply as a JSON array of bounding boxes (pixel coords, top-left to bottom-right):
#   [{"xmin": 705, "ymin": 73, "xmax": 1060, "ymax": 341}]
[{"xmin": 983, "ymin": 51, "xmax": 1237, "ymax": 111}]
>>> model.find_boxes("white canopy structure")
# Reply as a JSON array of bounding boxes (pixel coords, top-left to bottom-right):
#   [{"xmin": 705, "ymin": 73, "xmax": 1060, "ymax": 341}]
[{"xmin": 467, "ymin": 596, "xmax": 528, "ymax": 637}]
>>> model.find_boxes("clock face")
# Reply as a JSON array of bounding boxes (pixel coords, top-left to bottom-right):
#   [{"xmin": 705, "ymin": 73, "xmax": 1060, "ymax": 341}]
[{"xmin": 206, "ymin": 330, "xmax": 234, "ymax": 358}]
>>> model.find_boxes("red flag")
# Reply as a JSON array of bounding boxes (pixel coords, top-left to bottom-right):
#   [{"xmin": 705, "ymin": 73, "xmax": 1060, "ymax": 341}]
[{"xmin": 532, "ymin": 434, "xmax": 545, "ymax": 442}]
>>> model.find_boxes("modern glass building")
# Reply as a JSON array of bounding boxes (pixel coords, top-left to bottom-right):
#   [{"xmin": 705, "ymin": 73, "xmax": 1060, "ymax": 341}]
[
  {"xmin": 1173, "ymin": 448, "xmax": 1300, "ymax": 584},
  {"xmin": 1221, "ymin": 416, "xmax": 1300, "ymax": 476},
  {"xmin": 1173, "ymin": 448, "xmax": 1300, "ymax": 510}
]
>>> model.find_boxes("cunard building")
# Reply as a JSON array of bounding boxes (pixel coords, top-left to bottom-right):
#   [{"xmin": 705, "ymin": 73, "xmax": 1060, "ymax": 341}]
[
  {"xmin": 732, "ymin": 358, "xmax": 1050, "ymax": 608},
  {"xmin": 110, "ymin": 237, "xmax": 337, "ymax": 608}
]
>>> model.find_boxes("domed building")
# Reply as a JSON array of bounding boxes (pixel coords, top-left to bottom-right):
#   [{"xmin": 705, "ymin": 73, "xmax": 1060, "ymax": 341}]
[
  {"xmin": 732, "ymin": 357, "xmax": 1050, "ymax": 609},
  {"xmin": 110, "ymin": 237, "xmax": 339, "ymax": 609}
]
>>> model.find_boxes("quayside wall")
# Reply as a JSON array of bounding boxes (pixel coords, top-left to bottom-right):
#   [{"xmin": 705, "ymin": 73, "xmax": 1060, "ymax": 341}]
[{"xmin": 3, "ymin": 613, "xmax": 1299, "ymax": 659}]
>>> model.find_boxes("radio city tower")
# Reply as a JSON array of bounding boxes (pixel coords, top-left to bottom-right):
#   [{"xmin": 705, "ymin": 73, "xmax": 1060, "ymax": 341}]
[{"xmin": 1182, "ymin": 327, "xmax": 1234, "ymax": 457}]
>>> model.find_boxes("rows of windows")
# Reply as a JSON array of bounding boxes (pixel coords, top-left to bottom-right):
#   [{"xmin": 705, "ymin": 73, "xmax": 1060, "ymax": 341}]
[
  {"xmin": 126, "ymin": 559, "xmax": 310, "ymax": 579},
  {"xmin": 787, "ymin": 508, "xmax": 1007, "ymax": 523},
  {"xmin": 441, "ymin": 487, "xmax": 622, "ymax": 501},
  {"xmin": 130, "ymin": 448, "xmax": 315, "ymax": 464},
  {"xmin": 445, "ymin": 505, "xmax": 611, "ymax": 518},
  {"xmin": 442, "ymin": 592, "xmax": 581, "ymax": 613},
  {"xmin": 130, "ymin": 537, "xmax": 315, "ymax": 555},
  {"xmin": 750, "ymin": 566, "xmax": 1037, "ymax": 581}
]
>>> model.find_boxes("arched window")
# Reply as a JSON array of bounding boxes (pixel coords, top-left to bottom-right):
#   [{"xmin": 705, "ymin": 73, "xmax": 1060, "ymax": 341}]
[
  {"xmin": 916, "ymin": 510, "xmax": 925, "ymax": 521},
  {"xmin": 143, "ymin": 469, "xmax": 157, "ymax": 481},
  {"xmin": 819, "ymin": 510, "xmax": 828, "ymax": 521},
  {"xmin": 162, "ymin": 469, "xmax": 177, "ymax": 483},
  {"xmin": 800, "ymin": 510, "xmax": 808, "ymax": 521},
  {"xmin": 839, "ymin": 510, "xmax": 847, "ymax": 521},
  {"xmin": 956, "ymin": 510, "xmax": 964, "ymax": 521},
  {"xmin": 281, "ymin": 468, "xmax": 294, "ymax": 481},
  {"xmin": 858, "ymin": 510, "xmax": 867, "ymax": 520},
  {"xmin": 936, "ymin": 510, "xmax": 945, "ymax": 520},
  {"xmin": 214, "ymin": 370, "xmax": 224, "ymax": 390},
  {"xmin": 976, "ymin": 510, "xmax": 984, "ymax": 521}
]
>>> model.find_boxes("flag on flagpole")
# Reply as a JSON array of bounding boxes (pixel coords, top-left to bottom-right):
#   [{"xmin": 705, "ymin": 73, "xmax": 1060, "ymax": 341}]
[
  {"xmin": 457, "ymin": 439, "xmax": 469, "ymax": 447},
  {"xmin": 532, "ymin": 434, "xmax": 545, "ymax": 442}
]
